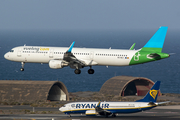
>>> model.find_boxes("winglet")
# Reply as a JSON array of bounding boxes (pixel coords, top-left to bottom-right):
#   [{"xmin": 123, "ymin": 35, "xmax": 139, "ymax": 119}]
[
  {"xmin": 136, "ymin": 81, "xmax": 161, "ymax": 102},
  {"xmin": 67, "ymin": 41, "xmax": 75, "ymax": 53},
  {"xmin": 97, "ymin": 100, "xmax": 101, "ymax": 107},
  {"xmin": 129, "ymin": 43, "xmax": 136, "ymax": 50}
]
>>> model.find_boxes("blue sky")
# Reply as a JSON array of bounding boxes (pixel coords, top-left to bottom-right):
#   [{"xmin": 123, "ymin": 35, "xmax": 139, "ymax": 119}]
[{"xmin": 0, "ymin": 0, "xmax": 180, "ymax": 30}]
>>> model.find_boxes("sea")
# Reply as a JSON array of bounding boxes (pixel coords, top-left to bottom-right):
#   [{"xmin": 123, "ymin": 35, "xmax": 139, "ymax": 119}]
[{"xmin": 0, "ymin": 29, "xmax": 180, "ymax": 94}]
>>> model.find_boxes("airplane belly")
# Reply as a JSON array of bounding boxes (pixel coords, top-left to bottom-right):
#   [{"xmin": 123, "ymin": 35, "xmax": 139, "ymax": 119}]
[
  {"xmin": 27, "ymin": 54, "xmax": 49, "ymax": 63},
  {"xmin": 97, "ymin": 58, "xmax": 130, "ymax": 66}
]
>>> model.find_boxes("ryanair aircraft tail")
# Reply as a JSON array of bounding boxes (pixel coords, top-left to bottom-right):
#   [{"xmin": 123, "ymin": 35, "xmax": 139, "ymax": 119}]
[
  {"xmin": 141, "ymin": 26, "xmax": 168, "ymax": 53},
  {"xmin": 136, "ymin": 81, "xmax": 161, "ymax": 102}
]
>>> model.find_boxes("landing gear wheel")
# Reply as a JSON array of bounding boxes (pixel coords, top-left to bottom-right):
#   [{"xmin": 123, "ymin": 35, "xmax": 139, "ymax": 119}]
[
  {"xmin": 74, "ymin": 69, "xmax": 81, "ymax": 74},
  {"xmin": 88, "ymin": 69, "xmax": 94, "ymax": 74},
  {"xmin": 20, "ymin": 68, "xmax": 24, "ymax": 71},
  {"xmin": 112, "ymin": 113, "xmax": 116, "ymax": 117}
]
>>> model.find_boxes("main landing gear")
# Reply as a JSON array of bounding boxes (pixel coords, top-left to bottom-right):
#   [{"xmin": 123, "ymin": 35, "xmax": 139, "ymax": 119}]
[
  {"xmin": 20, "ymin": 62, "xmax": 25, "ymax": 71},
  {"xmin": 74, "ymin": 69, "xmax": 81, "ymax": 74},
  {"xmin": 74, "ymin": 66, "xmax": 95, "ymax": 74},
  {"xmin": 112, "ymin": 113, "xmax": 116, "ymax": 117},
  {"xmin": 88, "ymin": 66, "xmax": 94, "ymax": 74},
  {"xmin": 88, "ymin": 69, "xmax": 94, "ymax": 74}
]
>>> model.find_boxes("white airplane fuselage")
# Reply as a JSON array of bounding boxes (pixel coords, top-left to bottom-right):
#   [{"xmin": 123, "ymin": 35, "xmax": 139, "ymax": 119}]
[
  {"xmin": 4, "ymin": 46, "xmax": 137, "ymax": 66},
  {"xmin": 4, "ymin": 27, "xmax": 170, "ymax": 74},
  {"xmin": 59, "ymin": 101, "xmax": 156, "ymax": 115},
  {"xmin": 59, "ymin": 81, "xmax": 166, "ymax": 117}
]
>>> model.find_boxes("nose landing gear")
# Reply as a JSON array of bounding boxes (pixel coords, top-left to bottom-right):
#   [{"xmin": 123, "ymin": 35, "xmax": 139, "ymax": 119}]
[{"xmin": 20, "ymin": 62, "xmax": 25, "ymax": 71}]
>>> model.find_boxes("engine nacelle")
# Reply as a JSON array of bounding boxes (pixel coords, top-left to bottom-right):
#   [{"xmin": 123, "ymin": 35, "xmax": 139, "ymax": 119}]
[
  {"xmin": 85, "ymin": 110, "xmax": 97, "ymax": 116},
  {"xmin": 49, "ymin": 60, "xmax": 66, "ymax": 69}
]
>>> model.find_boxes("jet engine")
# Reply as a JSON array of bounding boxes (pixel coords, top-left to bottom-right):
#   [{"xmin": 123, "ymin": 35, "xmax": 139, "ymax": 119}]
[
  {"xmin": 49, "ymin": 60, "xmax": 68, "ymax": 69},
  {"xmin": 85, "ymin": 110, "xmax": 97, "ymax": 116}
]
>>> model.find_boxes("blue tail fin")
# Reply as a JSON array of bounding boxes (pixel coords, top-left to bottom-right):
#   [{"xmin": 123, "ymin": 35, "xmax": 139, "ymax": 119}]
[
  {"xmin": 141, "ymin": 26, "xmax": 168, "ymax": 52},
  {"xmin": 136, "ymin": 81, "xmax": 161, "ymax": 102}
]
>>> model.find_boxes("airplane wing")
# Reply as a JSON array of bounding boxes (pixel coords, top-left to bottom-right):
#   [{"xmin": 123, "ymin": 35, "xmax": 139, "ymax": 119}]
[
  {"xmin": 63, "ymin": 42, "xmax": 86, "ymax": 68},
  {"xmin": 95, "ymin": 101, "xmax": 112, "ymax": 116},
  {"xmin": 63, "ymin": 52, "xmax": 86, "ymax": 66}
]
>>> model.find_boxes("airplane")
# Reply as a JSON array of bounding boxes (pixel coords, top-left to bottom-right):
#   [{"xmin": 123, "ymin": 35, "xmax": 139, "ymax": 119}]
[
  {"xmin": 59, "ymin": 81, "xmax": 169, "ymax": 117},
  {"xmin": 4, "ymin": 26, "xmax": 169, "ymax": 74}
]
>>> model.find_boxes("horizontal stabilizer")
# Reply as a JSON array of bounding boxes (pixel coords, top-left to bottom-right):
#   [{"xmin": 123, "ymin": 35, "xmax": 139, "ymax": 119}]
[
  {"xmin": 156, "ymin": 101, "xmax": 171, "ymax": 105},
  {"xmin": 147, "ymin": 53, "xmax": 161, "ymax": 59}
]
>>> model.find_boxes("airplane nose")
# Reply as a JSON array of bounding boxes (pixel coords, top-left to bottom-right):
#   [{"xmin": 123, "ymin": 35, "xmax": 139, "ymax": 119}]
[
  {"xmin": 59, "ymin": 107, "xmax": 65, "ymax": 112},
  {"xmin": 4, "ymin": 53, "xmax": 8, "ymax": 59},
  {"xmin": 59, "ymin": 107, "xmax": 62, "ymax": 111}
]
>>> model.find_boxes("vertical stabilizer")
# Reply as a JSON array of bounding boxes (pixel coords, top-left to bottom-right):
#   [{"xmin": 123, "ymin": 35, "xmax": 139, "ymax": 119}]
[
  {"xmin": 136, "ymin": 81, "xmax": 161, "ymax": 102},
  {"xmin": 141, "ymin": 26, "xmax": 168, "ymax": 52}
]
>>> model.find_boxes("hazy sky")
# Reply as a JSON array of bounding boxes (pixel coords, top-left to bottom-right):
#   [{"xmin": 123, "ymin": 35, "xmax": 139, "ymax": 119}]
[{"xmin": 0, "ymin": 0, "xmax": 180, "ymax": 30}]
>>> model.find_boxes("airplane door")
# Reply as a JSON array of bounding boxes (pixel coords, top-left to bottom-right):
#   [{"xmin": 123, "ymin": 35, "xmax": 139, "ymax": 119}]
[
  {"xmin": 90, "ymin": 51, "xmax": 94, "ymax": 60},
  {"xmin": 138, "ymin": 104, "xmax": 141, "ymax": 110},
  {"xmin": 17, "ymin": 48, "xmax": 22, "ymax": 57},
  {"xmin": 69, "ymin": 105, "xmax": 71, "ymax": 110},
  {"xmin": 67, "ymin": 105, "xmax": 72, "ymax": 112},
  {"xmin": 49, "ymin": 49, "xmax": 54, "ymax": 58}
]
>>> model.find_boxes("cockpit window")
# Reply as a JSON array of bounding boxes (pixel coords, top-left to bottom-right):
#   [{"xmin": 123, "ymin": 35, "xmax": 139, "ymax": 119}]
[
  {"xmin": 62, "ymin": 105, "xmax": 66, "ymax": 107},
  {"xmin": 10, "ymin": 50, "xmax": 14, "ymax": 52}
]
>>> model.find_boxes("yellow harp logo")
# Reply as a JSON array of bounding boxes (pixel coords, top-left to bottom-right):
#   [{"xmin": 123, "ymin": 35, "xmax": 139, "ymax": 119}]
[{"xmin": 150, "ymin": 89, "xmax": 158, "ymax": 99}]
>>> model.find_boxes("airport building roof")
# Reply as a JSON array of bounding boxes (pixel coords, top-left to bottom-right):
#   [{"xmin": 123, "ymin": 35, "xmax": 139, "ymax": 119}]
[
  {"xmin": 0, "ymin": 80, "xmax": 69, "ymax": 101},
  {"xmin": 99, "ymin": 76, "xmax": 161, "ymax": 96}
]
